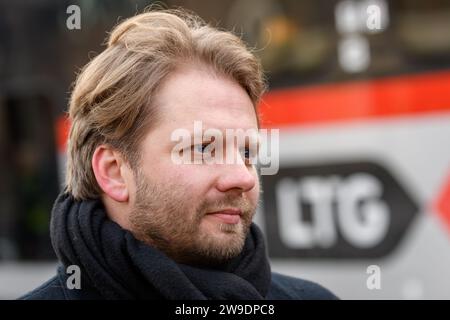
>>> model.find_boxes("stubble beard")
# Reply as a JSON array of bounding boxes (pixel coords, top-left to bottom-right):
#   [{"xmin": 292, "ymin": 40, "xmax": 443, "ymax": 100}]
[{"xmin": 128, "ymin": 171, "xmax": 257, "ymax": 266}]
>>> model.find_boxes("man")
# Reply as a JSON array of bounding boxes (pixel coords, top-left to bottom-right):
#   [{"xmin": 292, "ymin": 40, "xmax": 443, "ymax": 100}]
[{"xmin": 21, "ymin": 9, "xmax": 337, "ymax": 300}]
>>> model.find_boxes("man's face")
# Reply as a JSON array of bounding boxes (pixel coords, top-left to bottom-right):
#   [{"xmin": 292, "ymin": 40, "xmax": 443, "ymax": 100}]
[{"xmin": 128, "ymin": 65, "xmax": 260, "ymax": 266}]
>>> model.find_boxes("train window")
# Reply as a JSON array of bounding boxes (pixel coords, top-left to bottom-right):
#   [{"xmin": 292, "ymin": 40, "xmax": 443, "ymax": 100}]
[{"xmin": 168, "ymin": 0, "xmax": 450, "ymax": 88}]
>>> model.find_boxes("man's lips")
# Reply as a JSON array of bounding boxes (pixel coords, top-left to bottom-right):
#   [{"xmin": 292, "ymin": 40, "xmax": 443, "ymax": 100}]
[{"xmin": 206, "ymin": 208, "xmax": 242, "ymax": 224}]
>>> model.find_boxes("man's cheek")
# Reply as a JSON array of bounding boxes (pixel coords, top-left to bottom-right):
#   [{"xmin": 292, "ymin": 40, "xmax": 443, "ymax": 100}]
[{"xmin": 251, "ymin": 177, "xmax": 260, "ymax": 203}]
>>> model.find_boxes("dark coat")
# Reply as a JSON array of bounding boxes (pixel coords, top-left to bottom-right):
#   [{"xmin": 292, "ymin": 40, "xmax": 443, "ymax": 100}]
[{"xmin": 20, "ymin": 266, "xmax": 337, "ymax": 300}]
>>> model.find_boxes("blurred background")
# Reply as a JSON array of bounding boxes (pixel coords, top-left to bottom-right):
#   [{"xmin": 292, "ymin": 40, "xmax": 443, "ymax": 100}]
[{"xmin": 1, "ymin": 0, "xmax": 450, "ymax": 299}]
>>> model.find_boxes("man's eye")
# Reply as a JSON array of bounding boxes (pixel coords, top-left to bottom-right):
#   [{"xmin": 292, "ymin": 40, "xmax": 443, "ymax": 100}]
[
  {"xmin": 239, "ymin": 147, "xmax": 251, "ymax": 159},
  {"xmin": 192, "ymin": 143, "xmax": 210, "ymax": 153},
  {"xmin": 244, "ymin": 148, "xmax": 250, "ymax": 159}
]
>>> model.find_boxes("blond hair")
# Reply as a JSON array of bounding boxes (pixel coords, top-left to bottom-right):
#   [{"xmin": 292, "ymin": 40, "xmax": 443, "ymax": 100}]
[{"xmin": 66, "ymin": 9, "xmax": 266, "ymax": 200}]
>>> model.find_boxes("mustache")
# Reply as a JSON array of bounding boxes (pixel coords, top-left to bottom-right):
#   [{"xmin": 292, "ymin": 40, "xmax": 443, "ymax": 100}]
[{"xmin": 198, "ymin": 195, "xmax": 256, "ymax": 216}]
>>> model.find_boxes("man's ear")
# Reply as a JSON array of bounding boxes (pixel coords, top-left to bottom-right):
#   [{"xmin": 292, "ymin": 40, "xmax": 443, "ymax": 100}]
[{"xmin": 92, "ymin": 145, "xmax": 130, "ymax": 202}]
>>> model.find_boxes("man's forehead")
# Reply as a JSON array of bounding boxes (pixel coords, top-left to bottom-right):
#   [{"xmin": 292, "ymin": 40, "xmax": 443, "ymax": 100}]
[
  {"xmin": 160, "ymin": 98, "xmax": 257, "ymax": 119},
  {"xmin": 154, "ymin": 66, "xmax": 257, "ymax": 119},
  {"xmin": 164, "ymin": 121, "xmax": 259, "ymax": 134},
  {"xmin": 159, "ymin": 104, "xmax": 258, "ymax": 130}
]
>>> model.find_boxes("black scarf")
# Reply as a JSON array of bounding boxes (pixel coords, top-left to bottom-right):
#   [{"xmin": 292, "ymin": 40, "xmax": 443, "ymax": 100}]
[{"xmin": 50, "ymin": 192, "xmax": 272, "ymax": 299}]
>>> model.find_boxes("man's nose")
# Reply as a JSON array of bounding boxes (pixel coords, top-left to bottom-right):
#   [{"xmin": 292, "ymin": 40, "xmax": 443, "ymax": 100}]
[{"xmin": 215, "ymin": 162, "xmax": 257, "ymax": 193}]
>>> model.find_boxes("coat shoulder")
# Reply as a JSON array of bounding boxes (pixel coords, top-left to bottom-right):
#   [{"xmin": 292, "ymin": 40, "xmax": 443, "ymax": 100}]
[
  {"xmin": 19, "ymin": 275, "xmax": 67, "ymax": 300},
  {"xmin": 19, "ymin": 270, "xmax": 338, "ymax": 300},
  {"xmin": 267, "ymin": 272, "xmax": 338, "ymax": 300},
  {"xmin": 18, "ymin": 267, "xmax": 102, "ymax": 300}
]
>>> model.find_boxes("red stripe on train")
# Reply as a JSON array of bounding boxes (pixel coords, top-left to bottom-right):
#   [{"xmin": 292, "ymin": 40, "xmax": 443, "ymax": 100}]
[{"xmin": 259, "ymin": 70, "xmax": 450, "ymax": 128}]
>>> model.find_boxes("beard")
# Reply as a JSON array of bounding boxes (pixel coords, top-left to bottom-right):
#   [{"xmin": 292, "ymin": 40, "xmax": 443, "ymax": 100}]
[{"xmin": 128, "ymin": 169, "xmax": 258, "ymax": 267}]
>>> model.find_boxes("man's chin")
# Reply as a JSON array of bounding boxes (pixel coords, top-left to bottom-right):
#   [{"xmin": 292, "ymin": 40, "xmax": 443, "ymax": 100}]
[{"xmin": 180, "ymin": 222, "xmax": 248, "ymax": 266}]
